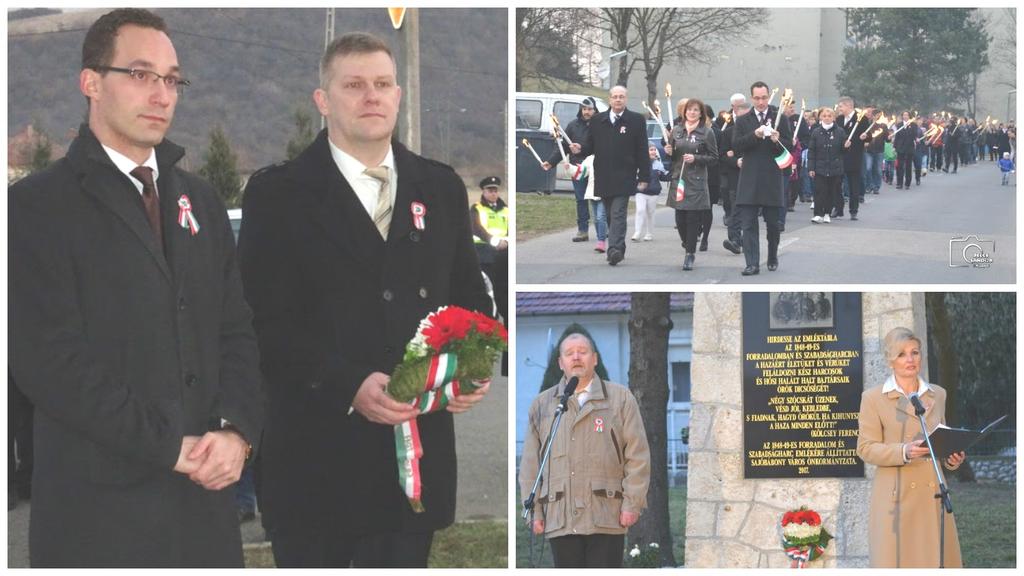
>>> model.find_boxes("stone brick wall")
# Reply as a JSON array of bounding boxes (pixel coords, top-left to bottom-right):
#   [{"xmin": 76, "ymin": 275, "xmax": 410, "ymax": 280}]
[{"xmin": 685, "ymin": 292, "xmax": 925, "ymax": 568}]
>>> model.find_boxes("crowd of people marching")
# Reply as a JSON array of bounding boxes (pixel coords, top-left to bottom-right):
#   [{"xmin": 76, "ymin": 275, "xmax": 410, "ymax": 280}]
[{"xmin": 550, "ymin": 86, "xmax": 1016, "ymax": 274}]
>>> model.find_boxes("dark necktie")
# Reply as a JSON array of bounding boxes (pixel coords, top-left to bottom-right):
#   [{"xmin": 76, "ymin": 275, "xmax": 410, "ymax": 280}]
[
  {"xmin": 130, "ymin": 166, "xmax": 162, "ymax": 247},
  {"xmin": 758, "ymin": 112, "xmax": 766, "ymax": 125}
]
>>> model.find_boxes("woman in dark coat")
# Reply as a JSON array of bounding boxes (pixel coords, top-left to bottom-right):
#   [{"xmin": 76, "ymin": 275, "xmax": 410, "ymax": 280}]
[
  {"xmin": 665, "ymin": 98, "xmax": 718, "ymax": 271},
  {"xmin": 806, "ymin": 106, "xmax": 846, "ymax": 223}
]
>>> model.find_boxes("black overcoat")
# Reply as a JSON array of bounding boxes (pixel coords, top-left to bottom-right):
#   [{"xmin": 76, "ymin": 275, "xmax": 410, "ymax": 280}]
[
  {"xmin": 733, "ymin": 106, "xmax": 793, "ymax": 206},
  {"xmin": 10, "ymin": 125, "xmax": 264, "ymax": 567},
  {"xmin": 579, "ymin": 108, "xmax": 650, "ymax": 199},
  {"xmin": 238, "ymin": 131, "xmax": 491, "ymax": 537}
]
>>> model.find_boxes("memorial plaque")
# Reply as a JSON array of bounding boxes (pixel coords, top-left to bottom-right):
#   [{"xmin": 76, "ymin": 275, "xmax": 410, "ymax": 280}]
[{"xmin": 742, "ymin": 293, "xmax": 864, "ymax": 478}]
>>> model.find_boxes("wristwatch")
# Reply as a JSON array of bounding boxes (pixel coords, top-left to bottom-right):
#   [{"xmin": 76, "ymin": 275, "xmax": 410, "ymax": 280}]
[{"xmin": 208, "ymin": 417, "xmax": 253, "ymax": 462}]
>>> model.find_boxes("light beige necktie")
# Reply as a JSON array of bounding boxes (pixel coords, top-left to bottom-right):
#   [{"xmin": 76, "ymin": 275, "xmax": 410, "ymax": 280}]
[{"xmin": 364, "ymin": 166, "xmax": 392, "ymax": 239}]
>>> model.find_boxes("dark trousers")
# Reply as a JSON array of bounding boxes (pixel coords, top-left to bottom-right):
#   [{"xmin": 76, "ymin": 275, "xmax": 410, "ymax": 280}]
[
  {"xmin": 602, "ymin": 195, "xmax": 630, "ymax": 259},
  {"xmin": 845, "ymin": 169, "xmax": 863, "ymax": 214},
  {"xmin": 271, "ymin": 529, "xmax": 434, "ymax": 568},
  {"xmin": 724, "ymin": 186, "xmax": 742, "ymax": 245},
  {"xmin": 944, "ymin": 144, "xmax": 959, "ymax": 172},
  {"xmin": 549, "ymin": 533, "xmax": 625, "ymax": 568},
  {"xmin": 697, "ymin": 209, "xmax": 712, "ymax": 243},
  {"xmin": 931, "ymin": 146, "xmax": 943, "ymax": 171},
  {"xmin": 813, "ymin": 174, "xmax": 840, "ymax": 217},
  {"xmin": 572, "ymin": 178, "xmax": 590, "ymax": 232},
  {"xmin": 738, "ymin": 204, "xmax": 780, "ymax": 268},
  {"xmin": 674, "ymin": 209, "xmax": 700, "ymax": 254},
  {"xmin": 896, "ymin": 152, "xmax": 917, "ymax": 187}
]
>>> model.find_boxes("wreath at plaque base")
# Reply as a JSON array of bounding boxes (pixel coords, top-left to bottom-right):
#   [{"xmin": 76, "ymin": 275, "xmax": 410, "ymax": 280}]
[{"xmin": 781, "ymin": 506, "xmax": 832, "ymax": 568}]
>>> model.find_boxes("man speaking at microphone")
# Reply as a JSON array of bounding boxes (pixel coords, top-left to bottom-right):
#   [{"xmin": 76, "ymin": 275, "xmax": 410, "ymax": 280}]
[{"xmin": 518, "ymin": 331, "xmax": 650, "ymax": 568}]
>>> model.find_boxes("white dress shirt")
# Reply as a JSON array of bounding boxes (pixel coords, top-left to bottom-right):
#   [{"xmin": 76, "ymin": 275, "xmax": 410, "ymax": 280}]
[
  {"xmin": 327, "ymin": 139, "xmax": 397, "ymax": 218},
  {"xmin": 103, "ymin": 145, "xmax": 159, "ymax": 197}
]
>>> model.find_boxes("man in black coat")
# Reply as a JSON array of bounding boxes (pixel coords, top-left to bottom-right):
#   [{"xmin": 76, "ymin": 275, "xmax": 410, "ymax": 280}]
[
  {"xmin": 836, "ymin": 96, "xmax": 871, "ymax": 220},
  {"xmin": 893, "ymin": 111, "xmax": 922, "ymax": 188},
  {"xmin": 733, "ymin": 81, "xmax": 794, "ymax": 275},
  {"xmin": 571, "ymin": 86, "xmax": 650, "ymax": 265},
  {"xmin": 10, "ymin": 9, "xmax": 264, "ymax": 567},
  {"xmin": 543, "ymin": 98, "xmax": 598, "ymax": 243},
  {"xmin": 720, "ymin": 95, "xmax": 750, "ymax": 255},
  {"xmin": 238, "ymin": 32, "xmax": 494, "ymax": 568}
]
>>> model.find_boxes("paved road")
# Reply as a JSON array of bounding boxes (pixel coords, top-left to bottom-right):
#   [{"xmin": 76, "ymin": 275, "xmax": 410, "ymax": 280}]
[
  {"xmin": 517, "ymin": 161, "xmax": 1015, "ymax": 284},
  {"xmin": 8, "ymin": 369, "xmax": 507, "ymax": 567}
]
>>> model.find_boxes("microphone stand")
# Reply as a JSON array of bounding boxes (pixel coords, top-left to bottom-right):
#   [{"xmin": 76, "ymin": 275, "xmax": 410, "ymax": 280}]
[
  {"xmin": 523, "ymin": 399, "xmax": 569, "ymax": 522},
  {"xmin": 912, "ymin": 399, "xmax": 952, "ymax": 568}
]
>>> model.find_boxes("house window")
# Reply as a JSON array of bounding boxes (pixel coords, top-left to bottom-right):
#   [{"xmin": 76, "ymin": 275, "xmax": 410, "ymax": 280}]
[{"xmin": 670, "ymin": 361, "xmax": 691, "ymax": 405}]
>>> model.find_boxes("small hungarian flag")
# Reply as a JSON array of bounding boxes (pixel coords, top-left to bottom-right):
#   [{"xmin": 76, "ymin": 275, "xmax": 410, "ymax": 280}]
[
  {"xmin": 675, "ymin": 177, "xmax": 685, "ymax": 202},
  {"xmin": 571, "ymin": 163, "xmax": 590, "ymax": 181},
  {"xmin": 774, "ymin": 146, "xmax": 795, "ymax": 169}
]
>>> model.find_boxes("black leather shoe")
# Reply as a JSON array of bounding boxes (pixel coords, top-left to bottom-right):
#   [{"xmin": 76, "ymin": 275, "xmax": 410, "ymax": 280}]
[
  {"xmin": 767, "ymin": 259, "xmax": 778, "ymax": 271},
  {"xmin": 699, "ymin": 237, "xmax": 708, "ymax": 252},
  {"xmin": 723, "ymin": 239, "xmax": 742, "ymax": 254},
  {"xmin": 683, "ymin": 253, "xmax": 695, "ymax": 270},
  {"xmin": 608, "ymin": 249, "xmax": 623, "ymax": 266},
  {"xmin": 742, "ymin": 265, "xmax": 760, "ymax": 276}
]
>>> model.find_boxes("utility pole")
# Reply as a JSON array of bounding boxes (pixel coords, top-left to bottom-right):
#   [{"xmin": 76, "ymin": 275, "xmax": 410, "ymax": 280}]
[
  {"xmin": 394, "ymin": 8, "xmax": 422, "ymax": 153},
  {"xmin": 322, "ymin": 8, "xmax": 335, "ymax": 130}
]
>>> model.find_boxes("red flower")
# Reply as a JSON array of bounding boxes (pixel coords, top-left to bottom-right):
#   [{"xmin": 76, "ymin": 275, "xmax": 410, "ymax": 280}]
[
  {"xmin": 805, "ymin": 510, "xmax": 821, "ymax": 526},
  {"xmin": 782, "ymin": 511, "xmax": 795, "ymax": 526}
]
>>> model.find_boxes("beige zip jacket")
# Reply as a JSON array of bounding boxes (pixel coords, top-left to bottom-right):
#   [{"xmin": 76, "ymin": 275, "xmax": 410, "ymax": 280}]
[{"xmin": 519, "ymin": 376, "xmax": 650, "ymax": 538}]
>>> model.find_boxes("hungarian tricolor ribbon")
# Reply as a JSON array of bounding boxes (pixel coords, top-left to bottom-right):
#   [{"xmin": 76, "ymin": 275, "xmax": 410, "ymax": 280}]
[
  {"xmin": 395, "ymin": 353, "xmax": 464, "ymax": 513},
  {"xmin": 571, "ymin": 163, "xmax": 590, "ymax": 181},
  {"xmin": 411, "ymin": 201, "xmax": 426, "ymax": 231},
  {"xmin": 177, "ymin": 195, "xmax": 200, "ymax": 236}
]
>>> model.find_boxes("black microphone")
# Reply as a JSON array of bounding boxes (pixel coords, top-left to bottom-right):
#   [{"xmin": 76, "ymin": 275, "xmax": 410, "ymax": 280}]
[
  {"xmin": 557, "ymin": 377, "xmax": 579, "ymax": 413},
  {"xmin": 909, "ymin": 392, "xmax": 926, "ymax": 416}
]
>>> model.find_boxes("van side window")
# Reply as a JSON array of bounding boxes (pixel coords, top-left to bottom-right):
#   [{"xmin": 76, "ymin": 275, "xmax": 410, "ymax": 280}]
[
  {"xmin": 553, "ymin": 101, "xmax": 581, "ymax": 131},
  {"xmin": 516, "ymin": 99, "xmax": 542, "ymax": 130}
]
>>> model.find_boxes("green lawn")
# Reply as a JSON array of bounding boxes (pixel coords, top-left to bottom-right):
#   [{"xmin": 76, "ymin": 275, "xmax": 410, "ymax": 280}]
[
  {"xmin": 244, "ymin": 520, "xmax": 507, "ymax": 568},
  {"xmin": 514, "ymin": 479, "xmax": 1015, "ymax": 568},
  {"xmin": 515, "ymin": 192, "xmax": 578, "ymax": 242},
  {"xmin": 515, "ymin": 192, "xmax": 637, "ymax": 242},
  {"xmin": 515, "ymin": 485, "xmax": 687, "ymax": 568},
  {"xmin": 953, "ymin": 479, "xmax": 1016, "ymax": 568}
]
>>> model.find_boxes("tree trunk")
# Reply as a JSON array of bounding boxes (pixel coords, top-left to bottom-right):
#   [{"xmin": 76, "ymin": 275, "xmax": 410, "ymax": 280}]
[
  {"xmin": 626, "ymin": 293, "xmax": 676, "ymax": 566},
  {"xmin": 925, "ymin": 293, "xmax": 976, "ymax": 481}
]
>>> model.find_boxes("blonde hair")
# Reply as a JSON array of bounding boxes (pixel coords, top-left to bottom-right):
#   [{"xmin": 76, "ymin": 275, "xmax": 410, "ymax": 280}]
[{"xmin": 883, "ymin": 327, "xmax": 922, "ymax": 362}]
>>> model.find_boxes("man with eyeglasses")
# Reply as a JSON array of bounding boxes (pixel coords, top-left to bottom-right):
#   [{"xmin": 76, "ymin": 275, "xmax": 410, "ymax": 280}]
[
  {"xmin": 732, "ymin": 80, "xmax": 794, "ymax": 276},
  {"xmin": 10, "ymin": 8, "xmax": 264, "ymax": 567},
  {"xmin": 238, "ymin": 32, "xmax": 494, "ymax": 567}
]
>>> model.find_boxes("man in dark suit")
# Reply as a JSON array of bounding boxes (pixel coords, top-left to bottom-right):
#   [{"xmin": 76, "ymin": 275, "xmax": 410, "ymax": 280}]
[
  {"xmin": 836, "ymin": 96, "xmax": 871, "ymax": 220},
  {"xmin": 570, "ymin": 85, "xmax": 650, "ymax": 266},
  {"xmin": 733, "ymin": 81, "xmax": 794, "ymax": 276},
  {"xmin": 10, "ymin": 9, "xmax": 264, "ymax": 567},
  {"xmin": 720, "ymin": 94, "xmax": 750, "ymax": 255},
  {"xmin": 238, "ymin": 32, "xmax": 494, "ymax": 568}
]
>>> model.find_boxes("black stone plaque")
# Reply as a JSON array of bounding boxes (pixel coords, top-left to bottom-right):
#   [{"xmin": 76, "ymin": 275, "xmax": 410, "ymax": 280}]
[{"xmin": 742, "ymin": 293, "xmax": 864, "ymax": 478}]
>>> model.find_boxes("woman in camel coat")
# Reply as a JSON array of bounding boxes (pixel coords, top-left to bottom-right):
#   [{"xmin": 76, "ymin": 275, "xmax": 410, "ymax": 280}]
[{"xmin": 856, "ymin": 327, "xmax": 965, "ymax": 568}]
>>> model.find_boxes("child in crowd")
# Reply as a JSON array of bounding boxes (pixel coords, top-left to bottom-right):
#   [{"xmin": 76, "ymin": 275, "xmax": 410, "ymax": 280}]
[{"xmin": 999, "ymin": 152, "xmax": 1015, "ymax": 185}]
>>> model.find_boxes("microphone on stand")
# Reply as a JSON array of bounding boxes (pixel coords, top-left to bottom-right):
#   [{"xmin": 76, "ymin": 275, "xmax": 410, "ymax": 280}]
[
  {"xmin": 909, "ymin": 392, "xmax": 926, "ymax": 416},
  {"xmin": 556, "ymin": 377, "xmax": 580, "ymax": 414}
]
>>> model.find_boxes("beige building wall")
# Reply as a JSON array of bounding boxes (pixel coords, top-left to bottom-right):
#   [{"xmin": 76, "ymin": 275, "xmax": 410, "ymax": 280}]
[
  {"xmin": 620, "ymin": 9, "xmax": 847, "ymax": 114},
  {"xmin": 613, "ymin": 8, "xmax": 1011, "ymax": 121},
  {"xmin": 685, "ymin": 292, "xmax": 926, "ymax": 568}
]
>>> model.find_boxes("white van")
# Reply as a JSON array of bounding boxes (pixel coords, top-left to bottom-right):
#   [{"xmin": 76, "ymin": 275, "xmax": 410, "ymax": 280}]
[{"xmin": 516, "ymin": 92, "xmax": 607, "ymax": 192}]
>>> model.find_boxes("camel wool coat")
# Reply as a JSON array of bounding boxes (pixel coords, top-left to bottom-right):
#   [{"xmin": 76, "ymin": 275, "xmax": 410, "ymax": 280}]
[{"xmin": 856, "ymin": 378, "xmax": 963, "ymax": 568}]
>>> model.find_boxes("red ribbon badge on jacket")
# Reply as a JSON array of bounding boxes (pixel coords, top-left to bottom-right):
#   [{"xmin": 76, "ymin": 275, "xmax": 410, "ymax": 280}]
[
  {"xmin": 177, "ymin": 195, "xmax": 200, "ymax": 236},
  {"xmin": 594, "ymin": 417, "xmax": 604, "ymax": 433},
  {"xmin": 411, "ymin": 201, "xmax": 426, "ymax": 231}
]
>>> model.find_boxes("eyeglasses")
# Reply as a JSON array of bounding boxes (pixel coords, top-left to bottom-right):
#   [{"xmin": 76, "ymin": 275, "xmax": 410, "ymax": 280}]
[{"xmin": 93, "ymin": 66, "xmax": 190, "ymax": 94}]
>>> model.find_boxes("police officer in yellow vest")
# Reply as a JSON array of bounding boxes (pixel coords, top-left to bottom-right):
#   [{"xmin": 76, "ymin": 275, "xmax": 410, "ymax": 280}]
[{"xmin": 470, "ymin": 176, "xmax": 508, "ymax": 326}]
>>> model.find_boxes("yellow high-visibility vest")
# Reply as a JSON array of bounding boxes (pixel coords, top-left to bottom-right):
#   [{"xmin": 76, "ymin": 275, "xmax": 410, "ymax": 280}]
[{"xmin": 473, "ymin": 203, "xmax": 509, "ymax": 245}]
